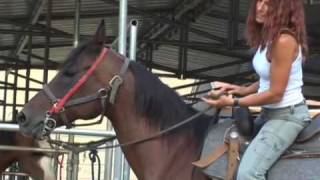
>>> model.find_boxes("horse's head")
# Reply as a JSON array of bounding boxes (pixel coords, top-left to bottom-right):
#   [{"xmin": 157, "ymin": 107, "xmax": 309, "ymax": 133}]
[{"xmin": 18, "ymin": 20, "xmax": 119, "ymax": 139}]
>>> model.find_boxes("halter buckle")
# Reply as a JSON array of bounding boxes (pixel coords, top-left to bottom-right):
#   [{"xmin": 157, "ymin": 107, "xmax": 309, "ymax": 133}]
[
  {"xmin": 42, "ymin": 112, "xmax": 57, "ymax": 137},
  {"xmin": 109, "ymin": 75, "xmax": 123, "ymax": 87},
  {"xmin": 109, "ymin": 75, "xmax": 124, "ymax": 104}
]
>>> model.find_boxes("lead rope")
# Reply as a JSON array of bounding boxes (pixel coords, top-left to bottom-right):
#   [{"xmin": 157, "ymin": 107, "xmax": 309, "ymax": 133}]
[{"xmin": 89, "ymin": 149, "xmax": 101, "ymax": 180}]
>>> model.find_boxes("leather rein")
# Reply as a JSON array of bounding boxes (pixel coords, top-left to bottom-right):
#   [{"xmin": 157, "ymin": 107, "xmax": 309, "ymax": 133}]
[{"xmin": 42, "ymin": 47, "xmax": 130, "ymax": 137}]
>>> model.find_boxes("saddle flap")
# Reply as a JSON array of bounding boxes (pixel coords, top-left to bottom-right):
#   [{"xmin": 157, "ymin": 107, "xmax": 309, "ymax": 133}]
[{"xmin": 192, "ymin": 144, "xmax": 228, "ymax": 168}]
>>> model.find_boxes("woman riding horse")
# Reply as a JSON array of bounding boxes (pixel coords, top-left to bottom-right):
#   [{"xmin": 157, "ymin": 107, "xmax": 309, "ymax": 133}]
[{"xmin": 203, "ymin": 0, "xmax": 310, "ymax": 179}]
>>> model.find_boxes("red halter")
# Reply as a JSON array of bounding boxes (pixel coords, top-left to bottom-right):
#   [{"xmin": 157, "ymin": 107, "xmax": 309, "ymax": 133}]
[{"xmin": 48, "ymin": 47, "xmax": 110, "ymax": 115}]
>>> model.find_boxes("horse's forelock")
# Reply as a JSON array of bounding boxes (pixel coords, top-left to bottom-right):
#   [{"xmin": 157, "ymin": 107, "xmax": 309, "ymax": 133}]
[{"xmin": 61, "ymin": 40, "xmax": 102, "ymax": 72}]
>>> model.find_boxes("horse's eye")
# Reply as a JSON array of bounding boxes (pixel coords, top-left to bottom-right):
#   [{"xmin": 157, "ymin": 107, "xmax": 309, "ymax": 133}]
[
  {"xmin": 83, "ymin": 66, "xmax": 90, "ymax": 71},
  {"xmin": 63, "ymin": 70, "xmax": 75, "ymax": 77}
]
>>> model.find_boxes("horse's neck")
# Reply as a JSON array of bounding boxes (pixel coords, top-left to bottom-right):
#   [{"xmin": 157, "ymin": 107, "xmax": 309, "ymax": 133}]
[
  {"xmin": 111, "ymin": 115, "xmax": 206, "ymax": 179},
  {"xmin": 108, "ymin": 101, "xmax": 207, "ymax": 179}
]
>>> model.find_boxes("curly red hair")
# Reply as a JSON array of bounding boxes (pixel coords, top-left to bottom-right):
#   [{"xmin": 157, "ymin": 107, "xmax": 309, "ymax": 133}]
[{"xmin": 246, "ymin": 0, "xmax": 308, "ymax": 59}]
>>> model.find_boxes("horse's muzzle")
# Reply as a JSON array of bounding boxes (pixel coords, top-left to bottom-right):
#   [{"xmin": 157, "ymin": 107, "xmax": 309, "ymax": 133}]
[{"xmin": 17, "ymin": 111, "xmax": 47, "ymax": 140}]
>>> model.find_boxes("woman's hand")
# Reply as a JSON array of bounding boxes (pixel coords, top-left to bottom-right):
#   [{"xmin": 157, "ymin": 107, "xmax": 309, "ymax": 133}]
[
  {"xmin": 202, "ymin": 93, "xmax": 234, "ymax": 108},
  {"xmin": 212, "ymin": 81, "xmax": 244, "ymax": 96}
]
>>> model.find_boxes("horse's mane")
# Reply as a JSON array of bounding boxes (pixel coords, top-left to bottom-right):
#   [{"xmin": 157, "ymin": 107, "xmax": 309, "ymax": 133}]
[{"xmin": 129, "ymin": 62, "xmax": 212, "ymax": 140}]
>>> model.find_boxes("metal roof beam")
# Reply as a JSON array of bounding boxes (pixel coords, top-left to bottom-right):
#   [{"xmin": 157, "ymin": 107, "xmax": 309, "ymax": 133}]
[
  {"xmin": 101, "ymin": 0, "xmax": 223, "ymax": 44},
  {"xmin": 13, "ymin": 0, "xmax": 46, "ymax": 56},
  {"xmin": 141, "ymin": 39, "xmax": 252, "ymax": 58},
  {"xmin": 0, "ymin": 81, "xmax": 14, "ymax": 87},
  {"xmin": 139, "ymin": 0, "xmax": 221, "ymax": 42},
  {"xmin": 187, "ymin": 59, "xmax": 251, "ymax": 75},
  {"xmin": 0, "ymin": 55, "xmax": 27, "ymax": 65},
  {"xmin": 21, "ymin": 51, "xmax": 59, "ymax": 66},
  {"xmin": 227, "ymin": 0, "xmax": 240, "ymax": 49},
  {"xmin": 0, "ymin": 36, "xmax": 116, "ymax": 51},
  {"xmin": 206, "ymin": 10, "xmax": 246, "ymax": 23},
  {"xmin": 0, "ymin": 8, "xmax": 171, "ymax": 21},
  {"xmin": 192, "ymin": 70, "xmax": 255, "ymax": 82},
  {"xmin": 0, "ymin": 63, "xmax": 59, "ymax": 70}
]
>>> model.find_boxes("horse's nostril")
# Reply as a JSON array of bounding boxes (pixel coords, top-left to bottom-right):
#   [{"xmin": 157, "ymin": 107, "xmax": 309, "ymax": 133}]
[{"xmin": 17, "ymin": 112, "xmax": 26, "ymax": 124}]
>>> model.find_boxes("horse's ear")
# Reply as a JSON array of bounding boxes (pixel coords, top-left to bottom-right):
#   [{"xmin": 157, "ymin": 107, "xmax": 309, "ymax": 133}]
[{"xmin": 94, "ymin": 20, "xmax": 106, "ymax": 44}]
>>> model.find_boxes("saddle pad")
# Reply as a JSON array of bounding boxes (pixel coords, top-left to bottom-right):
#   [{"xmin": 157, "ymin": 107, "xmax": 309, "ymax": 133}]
[{"xmin": 200, "ymin": 119, "xmax": 320, "ymax": 179}]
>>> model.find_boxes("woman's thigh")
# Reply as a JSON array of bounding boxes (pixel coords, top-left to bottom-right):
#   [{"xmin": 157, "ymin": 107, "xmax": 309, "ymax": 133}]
[{"xmin": 238, "ymin": 119, "xmax": 306, "ymax": 177}]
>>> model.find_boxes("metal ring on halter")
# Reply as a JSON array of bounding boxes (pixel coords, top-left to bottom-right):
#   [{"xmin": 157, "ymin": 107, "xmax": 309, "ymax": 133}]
[
  {"xmin": 98, "ymin": 88, "xmax": 108, "ymax": 98},
  {"xmin": 42, "ymin": 112, "xmax": 57, "ymax": 137}
]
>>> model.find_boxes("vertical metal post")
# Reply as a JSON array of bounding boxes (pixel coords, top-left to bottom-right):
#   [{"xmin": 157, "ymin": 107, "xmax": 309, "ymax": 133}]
[
  {"xmin": 44, "ymin": 0, "xmax": 52, "ymax": 83},
  {"xmin": 228, "ymin": 0, "xmax": 239, "ymax": 49},
  {"xmin": 178, "ymin": 17, "xmax": 189, "ymax": 79},
  {"xmin": 146, "ymin": 44, "xmax": 153, "ymax": 71},
  {"xmin": 120, "ymin": 19, "xmax": 139, "ymax": 180},
  {"xmin": 72, "ymin": 153, "xmax": 79, "ymax": 180},
  {"xmin": 2, "ymin": 70, "xmax": 9, "ymax": 121},
  {"xmin": 25, "ymin": 25, "xmax": 32, "ymax": 103},
  {"xmin": 66, "ymin": 1, "xmax": 81, "ymax": 180},
  {"xmin": 129, "ymin": 19, "xmax": 138, "ymax": 61},
  {"xmin": 118, "ymin": 0, "xmax": 128, "ymax": 55},
  {"xmin": 74, "ymin": 0, "xmax": 81, "ymax": 47},
  {"xmin": 66, "ymin": 151, "xmax": 74, "ymax": 180},
  {"xmin": 115, "ymin": 0, "xmax": 128, "ymax": 179},
  {"xmin": 12, "ymin": 66, "xmax": 18, "ymax": 121},
  {"xmin": 104, "ymin": 122, "xmax": 114, "ymax": 180}
]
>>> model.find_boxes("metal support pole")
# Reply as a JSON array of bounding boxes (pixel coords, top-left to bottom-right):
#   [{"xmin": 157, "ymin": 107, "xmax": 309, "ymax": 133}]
[
  {"xmin": 44, "ymin": 0, "xmax": 52, "ymax": 83},
  {"xmin": 67, "ymin": 1, "xmax": 81, "ymax": 179},
  {"xmin": 118, "ymin": 0, "xmax": 128, "ymax": 55},
  {"xmin": 12, "ymin": 67, "xmax": 18, "ymax": 122},
  {"xmin": 146, "ymin": 44, "xmax": 153, "ymax": 71},
  {"xmin": 178, "ymin": 17, "xmax": 189, "ymax": 79},
  {"xmin": 129, "ymin": 19, "xmax": 138, "ymax": 61},
  {"xmin": 115, "ymin": 0, "xmax": 128, "ymax": 179},
  {"xmin": 0, "ymin": 123, "xmax": 115, "ymax": 137},
  {"xmin": 74, "ymin": 0, "xmax": 81, "ymax": 47},
  {"xmin": 25, "ymin": 25, "xmax": 32, "ymax": 103},
  {"xmin": 66, "ymin": 151, "xmax": 74, "ymax": 180},
  {"xmin": 227, "ymin": 0, "xmax": 239, "ymax": 49},
  {"xmin": 104, "ymin": 121, "xmax": 114, "ymax": 180},
  {"xmin": 2, "ymin": 70, "xmax": 9, "ymax": 121},
  {"xmin": 120, "ymin": 18, "xmax": 139, "ymax": 180}
]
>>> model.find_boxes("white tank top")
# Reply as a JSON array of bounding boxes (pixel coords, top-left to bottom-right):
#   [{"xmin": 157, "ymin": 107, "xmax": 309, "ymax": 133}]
[{"xmin": 252, "ymin": 46, "xmax": 304, "ymax": 108}]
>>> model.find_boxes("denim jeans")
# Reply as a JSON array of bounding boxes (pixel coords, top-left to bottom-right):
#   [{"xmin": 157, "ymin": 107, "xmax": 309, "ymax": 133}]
[{"xmin": 237, "ymin": 103, "xmax": 311, "ymax": 180}]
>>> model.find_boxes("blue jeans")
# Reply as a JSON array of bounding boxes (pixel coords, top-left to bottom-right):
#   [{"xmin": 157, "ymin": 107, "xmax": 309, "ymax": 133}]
[{"xmin": 237, "ymin": 103, "xmax": 311, "ymax": 180}]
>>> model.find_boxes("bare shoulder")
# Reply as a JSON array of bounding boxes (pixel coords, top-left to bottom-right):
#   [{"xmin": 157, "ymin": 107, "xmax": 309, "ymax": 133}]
[{"xmin": 274, "ymin": 33, "xmax": 298, "ymax": 50}]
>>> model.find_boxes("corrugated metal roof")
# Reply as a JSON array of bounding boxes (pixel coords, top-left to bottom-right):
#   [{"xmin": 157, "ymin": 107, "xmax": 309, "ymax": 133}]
[{"xmin": 0, "ymin": 0, "xmax": 319, "ymax": 99}]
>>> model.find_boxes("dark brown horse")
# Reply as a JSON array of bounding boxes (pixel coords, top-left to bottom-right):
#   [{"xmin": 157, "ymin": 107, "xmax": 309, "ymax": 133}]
[
  {"xmin": 17, "ymin": 21, "xmax": 212, "ymax": 180},
  {"xmin": 0, "ymin": 122, "xmax": 55, "ymax": 180}
]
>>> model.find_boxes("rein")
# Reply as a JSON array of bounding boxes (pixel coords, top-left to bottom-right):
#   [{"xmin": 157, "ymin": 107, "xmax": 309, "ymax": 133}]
[{"xmin": 48, "ymin": 106, "xmax": 221, "ymax": 153}]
